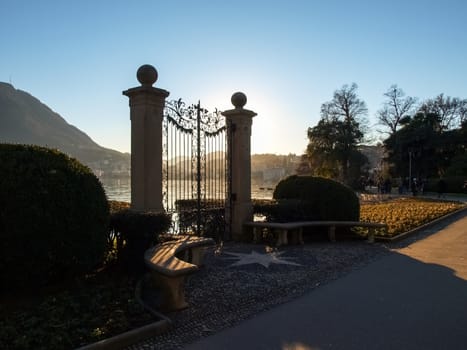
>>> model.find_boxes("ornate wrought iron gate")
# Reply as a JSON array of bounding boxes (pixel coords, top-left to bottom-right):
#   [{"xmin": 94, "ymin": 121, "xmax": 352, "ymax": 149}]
[{"xmin": 163, "ymin": 99, "xmax": 230, "ymax": 239}]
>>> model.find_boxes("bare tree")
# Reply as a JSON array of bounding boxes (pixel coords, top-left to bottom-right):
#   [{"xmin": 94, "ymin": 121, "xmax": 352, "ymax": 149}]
[
  {"xmin": 308, "ymin": 83, "xmax": 368, "ymax": 185},
  {"xmin": 377, "ymin": 85, "xmax": 417, "ymax": 135},
  {"xmin": 320, "ymin": 83, "xmax": 368, "ymax": 125},
  {"xmin": 419, "ymin": 94, "xmax": 467, "ymax": 130}
]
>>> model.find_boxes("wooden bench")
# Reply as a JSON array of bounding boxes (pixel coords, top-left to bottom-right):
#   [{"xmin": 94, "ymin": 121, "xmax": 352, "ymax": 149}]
[
  {"xmin": 244, "ymin": 221, "xmax": 388, "ymax": 246},
  {"xmin": 144, "ymin": 236, "xmax": 215, "ymax": 311}
]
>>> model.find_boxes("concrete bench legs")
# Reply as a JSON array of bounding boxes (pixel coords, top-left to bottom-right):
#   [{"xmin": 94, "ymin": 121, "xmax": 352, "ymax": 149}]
[
  {"xmin": 253, "ymin": 227, "xmax": 289, "ymax": 246},
  {"xmin": 275, "ymin": 229, "xmax": 288, "ymax": 246},
  {"xmin": 289, "ymin": 228, "xmax": 304, "ymax": 245},
  {"xmin": 253, "ymin": 227, "xmax": 305, "ymax": 246},
  {"xmin": 148, "ymin": 273, "xmax": 189, "ymax": 312},
  {"xmin": 246, "ymin": 221, "xmax": 385, "ymax": 245},
  {"xmin": 253, "ymin": 227, "xmax": 262, "ymax": 243},
  {"xmin": 327, "ymin": 226, "xmax": 336, "ymax": 242},
  {"xmin": 368, "ymin": 228, "xmax": 375, "ymax": 243},
  {"xmin": 188, "ymin": 246, "xmax": 209, "ymax": 266},
  {"xmin": 296, "ymin": 228, "xmax": 304, "ymax": 245}
]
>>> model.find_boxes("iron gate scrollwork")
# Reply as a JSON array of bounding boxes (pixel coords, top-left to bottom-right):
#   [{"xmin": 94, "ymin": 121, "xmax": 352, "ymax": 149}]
[{"xmin": 163, "ymin": 99, "xmax": 230, "ymax": 240}]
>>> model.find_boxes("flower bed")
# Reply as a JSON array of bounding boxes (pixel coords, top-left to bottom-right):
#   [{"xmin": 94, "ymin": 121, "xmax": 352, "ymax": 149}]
[{"xmin": 360, "ymin": 197, "xmax": 465, "ymax": 237}]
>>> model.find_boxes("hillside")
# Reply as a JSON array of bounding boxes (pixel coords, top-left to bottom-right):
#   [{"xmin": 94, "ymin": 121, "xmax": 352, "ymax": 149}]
[{"xmin": 0, "ymin": 82, "xmax": 129, "ymax": 175}]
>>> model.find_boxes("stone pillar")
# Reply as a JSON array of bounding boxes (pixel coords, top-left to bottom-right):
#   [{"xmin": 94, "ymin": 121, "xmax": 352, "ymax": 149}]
[
  {"xmin": 222, "ymin": 92, "xmax": 257, "ymax": 241},
  {"xmin": 123, "ymin": 65, "xmax": 169, "ymax": 211}
]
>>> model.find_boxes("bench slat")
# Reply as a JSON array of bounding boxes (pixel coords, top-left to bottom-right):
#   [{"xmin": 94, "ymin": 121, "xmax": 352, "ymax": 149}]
[
  {"xmin": 144, "ymin": 237, "xmax": 215, "ymax": 276},
  {"xmin": 144, "ymin": 245, "xmax": 197, "ymax": 276},
  {"xmin": 143, "ymin": 236, "xmax": 215, "ymax": 311}
]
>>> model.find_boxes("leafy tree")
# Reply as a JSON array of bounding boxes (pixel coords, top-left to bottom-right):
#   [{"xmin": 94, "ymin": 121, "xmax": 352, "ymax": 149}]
[
  {"xmin": 418, "ymin": 94, "xmax": 467, "ymax": 130},
  {"xmin": 445, "ymin": 154, "xmax": 467, "ymax": 176},
  {"xmin": 306, "ymin": 83, "xmax": 368, "ymax": 186},
  {"xmin": 307, "ymin": 119, "xmax": 342, "ymax": 179},
  {"xmin": 382, "ymin": 91, "xmax": 467, "ymax": 181},
  {"xmin": 295, "ymin": 154, "xmax": 312, "ymax": 175},
  {"xmin": 444, "ymin": 121, "xmax": 467, "ymax": 176},
  {"xmin": 384, "ymin": 112, "xmax": 465, "ymax": 179},
  {"xmin": 377, "ymin": 85, "xmax": 417, "ymax": 135}
]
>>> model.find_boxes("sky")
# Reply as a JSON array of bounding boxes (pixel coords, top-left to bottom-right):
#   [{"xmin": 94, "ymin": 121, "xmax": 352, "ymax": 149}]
[{"xmin": 1, "ymin": 0, "xmax": 467, "ymax": 155}]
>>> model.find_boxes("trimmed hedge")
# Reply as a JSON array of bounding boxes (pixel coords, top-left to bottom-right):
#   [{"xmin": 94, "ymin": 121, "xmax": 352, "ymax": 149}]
[
  {"xmin": 174, "ymin": 199, "xmax": 226, "ymax": 241},
  {"xmin": 0, "ymin": 144, "xmax": 109, "ymax": 291},
  {"xmin": 269, "ymin": 175, "xmax": 360, "ymax": 222},
  {"xmin": 108, "ymin": 203, "xmax": 171, "ymax": 272},
  {"xmin": 253, "ymin": 199, "xmax": 312, "ymax": 222}
]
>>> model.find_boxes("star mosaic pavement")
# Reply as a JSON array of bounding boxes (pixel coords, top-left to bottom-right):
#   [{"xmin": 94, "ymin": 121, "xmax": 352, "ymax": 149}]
[{"xmin": 223, "ymin": 250, "xmax": 302, "ymax": 268}]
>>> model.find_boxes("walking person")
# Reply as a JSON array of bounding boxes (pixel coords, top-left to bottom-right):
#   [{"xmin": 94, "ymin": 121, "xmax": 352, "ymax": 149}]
[
  {"xmin": 411, "ymin": 178, "xmax": 418, "ymax": 196},
  {"xmin": 437, "ymin": 178, "xmax": 447, "ymax": 198}
]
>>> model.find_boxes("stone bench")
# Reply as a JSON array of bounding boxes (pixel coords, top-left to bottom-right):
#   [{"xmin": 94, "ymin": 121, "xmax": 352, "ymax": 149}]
[
  {"xmin": 244, "ymin": 221, "xmax": 388, "ymax": 246},
  {"xmin": 144, "ymin": 236, "xmax": 215, "ymax": 311}
]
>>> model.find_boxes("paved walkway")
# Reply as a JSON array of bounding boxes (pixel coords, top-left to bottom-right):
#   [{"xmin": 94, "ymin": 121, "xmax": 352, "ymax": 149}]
[{"xmin": 185, "ymin": 213, "xmax": 467, "ymax": 350}]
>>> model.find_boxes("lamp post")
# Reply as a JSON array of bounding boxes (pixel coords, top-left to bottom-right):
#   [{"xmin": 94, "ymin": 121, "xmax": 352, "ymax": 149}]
[{"xmin": 408, "ymin": 150, "xmax": 412, "ymax": 181}]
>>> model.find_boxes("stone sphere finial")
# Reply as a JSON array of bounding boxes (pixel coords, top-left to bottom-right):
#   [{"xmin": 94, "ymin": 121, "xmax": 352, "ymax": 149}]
[
  {"xmin": 137, "ymin": 64, "xmax": 158, "ymax": 86},
  {"xmin": 231, "ymin": 92, "xmax": 247, "ymax": 109}
]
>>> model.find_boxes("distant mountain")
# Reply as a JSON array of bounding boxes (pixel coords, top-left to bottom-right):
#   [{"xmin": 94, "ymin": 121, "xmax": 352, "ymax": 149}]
[{"xmin": 0, "ymin": 82, "xmax": 129, "ymax": 176}]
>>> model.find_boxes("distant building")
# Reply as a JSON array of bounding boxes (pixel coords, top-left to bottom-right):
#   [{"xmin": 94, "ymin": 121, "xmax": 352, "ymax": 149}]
[
  {"xmin": 88, "ymin": 158, "xmax": 130, "ymax": 178},
  {"xmin": 262, "ymin": 167, "xmax": 286, "ymax": 182}
]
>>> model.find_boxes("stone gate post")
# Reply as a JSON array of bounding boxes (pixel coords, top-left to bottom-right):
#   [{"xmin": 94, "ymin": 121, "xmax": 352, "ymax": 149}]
[
  {"xmin": 222, "ymin": 92, "xmax": 257, "ymax": 241},
  {"xmin": 123, "ymin": 65, "xmax": 169, "ymax": 211}
]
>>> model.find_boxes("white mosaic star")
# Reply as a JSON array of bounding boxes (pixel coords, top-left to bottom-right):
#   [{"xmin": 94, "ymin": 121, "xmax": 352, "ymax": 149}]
[{"xmin": 223, "ymin": 250, "xmax": 302, "ymax": 268}]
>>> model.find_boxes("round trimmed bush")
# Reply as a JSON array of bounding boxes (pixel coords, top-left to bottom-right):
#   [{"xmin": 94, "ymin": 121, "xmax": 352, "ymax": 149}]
[
  {"xmin": 273, "ymin": 175, "xmax": 360, "ymax": 221},
  {"xmin": 0, "ymin": 144, "xmax": 109, "ymax": 291}
]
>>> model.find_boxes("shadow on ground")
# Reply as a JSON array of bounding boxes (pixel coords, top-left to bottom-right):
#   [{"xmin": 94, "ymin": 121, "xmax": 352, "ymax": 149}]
[{"xmin": 185, "ymin": 251, "xmax": 467, "ymax": 350}]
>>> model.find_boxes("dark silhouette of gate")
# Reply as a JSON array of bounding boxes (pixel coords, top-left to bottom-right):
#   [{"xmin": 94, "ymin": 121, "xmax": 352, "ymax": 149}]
[{"xmin": 163, "ymin": 99, "xmax": 229, "ymax": 239}]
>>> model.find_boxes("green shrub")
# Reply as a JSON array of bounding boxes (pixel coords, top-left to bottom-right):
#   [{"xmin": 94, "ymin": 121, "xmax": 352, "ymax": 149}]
[
  {"xmin": 0, "ymin": 144, "xmax": 109, "ymax": 291},
  {"xmin": 107, "ymin": 200, "xmax": 131, "ymax": 262},
  {"xmin": 272, "ymin": 175, "xmax": 360, "ymax": 221},
  {"xmin": 175, "ymin": 199, "xmax": 225, "ymax": 211},
  {"xmin": 424, "ymin": 176, "xmax": 467, "ymax": 194},
  {"xmin": 174, "ymin": 199, "xmax": 226, "ymax": 241},
  {"xmin": 253, "ymin": 199, "xmax": 317, "ymax": 222},
  {"xmin": 109, "ymin": 207, "xmax": 171, "ymax": 272}
]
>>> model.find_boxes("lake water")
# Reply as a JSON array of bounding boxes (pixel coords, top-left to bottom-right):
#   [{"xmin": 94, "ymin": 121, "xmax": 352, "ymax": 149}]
[
  {"xmin": 101, "ymin": 177, "xmax": 274, "ymax": 203},
  {"xmin": 101, "ymin": 177, "xmax": 131, "ymax": 202}
]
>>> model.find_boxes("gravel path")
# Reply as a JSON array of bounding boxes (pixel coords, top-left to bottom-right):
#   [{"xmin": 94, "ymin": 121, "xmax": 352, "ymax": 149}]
[{"xmin": 126, "ymin": 239, "xmax": 390, "ymax": 350}]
